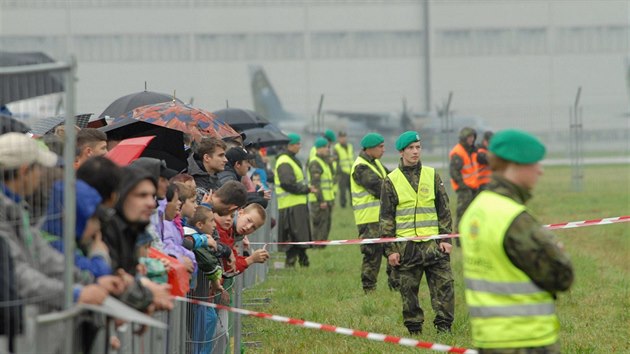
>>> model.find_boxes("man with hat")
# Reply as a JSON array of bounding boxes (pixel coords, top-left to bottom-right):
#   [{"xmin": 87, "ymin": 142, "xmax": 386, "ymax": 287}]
[
  {"xmin": 350, "ymin": 132, "xmax": 394, "ymax": 293},
  {"xmin": 380, "ymin": 131, "xmax": 454, "ymax": 335},
  {"xmin": 0, "ymin": 133, "xmax": 113, "ymax": 310},
  {"xmin": 459, "ymin": 129, "xmax": 573, "ymax": 354},
  {"xmin": 449, "ymin": 127, "xmax": 479, "ymax": 238},
  {"xmin": 275, "ymin": 133, "xmax": 317, "ymax": 267},
  {"xmin": 308, "ymin": 137, "xmax": 335, "ymax": 244},
  {"xmin": 309, "ymin": 129, "xmax": 337, "ymax": 162},
  {"xmin": 333, "ymin": 131, "xmax": 354, "ymax": 208}
]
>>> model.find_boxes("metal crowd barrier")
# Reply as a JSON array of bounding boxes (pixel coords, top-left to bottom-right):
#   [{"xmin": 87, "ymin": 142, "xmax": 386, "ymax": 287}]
[{"xmin": 0, "ymin": 201, "xmax": 278, "ymax": 354}]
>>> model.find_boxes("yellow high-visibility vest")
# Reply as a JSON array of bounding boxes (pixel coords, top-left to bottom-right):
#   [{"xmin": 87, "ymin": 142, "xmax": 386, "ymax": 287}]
[
  {"xmin": 460, "ymin": 191, "xmax": 558, "ymax": 349},
  {"xmin": 274, "ymin": 154, "xmax": 307, "ymax": 209},
  {"xmin": 388, "ymin": 166, "xmax": 438, "ymax": 240},
  {"xmin": 350, "ymin": 156, "xmax": 386, "ymax": 225},
  {"xmin": 308, "ymin": 155, "xmax": 335, "ymax": 203},
  {"xmin": 334, "ymin": 143, "xmax": 354, "ymax": 174}
]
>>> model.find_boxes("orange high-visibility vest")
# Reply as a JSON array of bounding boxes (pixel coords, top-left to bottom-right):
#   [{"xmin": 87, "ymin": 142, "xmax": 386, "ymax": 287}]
[
  {"xmin": 475, "ymin": 147, "xmax": 491, "ymax": 187},
  {"xmin": 449, "ymin": 143, "xmax": 479, "ymax": 190}
]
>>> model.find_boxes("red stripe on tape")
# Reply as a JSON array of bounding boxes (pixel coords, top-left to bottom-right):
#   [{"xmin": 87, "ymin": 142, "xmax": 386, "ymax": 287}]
[
  {"xmin": 251, "ymin": 215, "xmax": 629, "ymax": 246},
  {"xmin": 175, "ymin": 297, "xmax": 477, "ymax": 353}
]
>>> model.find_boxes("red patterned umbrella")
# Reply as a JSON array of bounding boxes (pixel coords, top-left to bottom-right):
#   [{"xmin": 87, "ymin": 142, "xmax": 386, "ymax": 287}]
[{"xmin": 118, "ymin": 101, "xmax": 240, "ymax": 142}]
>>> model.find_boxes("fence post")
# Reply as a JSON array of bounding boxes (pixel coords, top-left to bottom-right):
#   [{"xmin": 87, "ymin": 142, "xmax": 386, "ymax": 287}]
[{"xmin": 233, "ymin": 275, "xmax": 243, "ymax": 354}]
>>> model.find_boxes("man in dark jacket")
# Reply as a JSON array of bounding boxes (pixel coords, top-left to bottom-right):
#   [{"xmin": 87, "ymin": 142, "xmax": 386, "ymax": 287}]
[
  {"xmin": 218, "ymin": 147, "xmax": 270, "ymax": 208},
  {"xmin": 186, "ymin": 137, "xmax": 227, "ymax": 202},
  {"xmin": 274, "ymin": 133, "xmax": 316, "ymax": 267},
  {"xmin": 99, "ymin": 166, "xmax": 173, "ymax": 311}
]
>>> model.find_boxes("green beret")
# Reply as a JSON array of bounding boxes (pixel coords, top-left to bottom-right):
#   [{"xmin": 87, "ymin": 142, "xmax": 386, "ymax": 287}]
[
  {"xmin": 324, "ymin": 129, "xmax": 336, "ymax": 143},
  {"xmin": 287, "ymin": 133, "xmax": 301, "ymax": 145},
  {"xmin": 314, "ymin": 137, "xmax": 328, "ymax": 148},
  {"xmin": 360, "ymin": 133, "xmax": 384, "ymax": 149},
  {"xmin": 395, "ymin": 131, "xmax": 421, "ymax": 151},
  {"xmin": 489, "ymin": 129, "xmax": 546, "ymax": 164}
]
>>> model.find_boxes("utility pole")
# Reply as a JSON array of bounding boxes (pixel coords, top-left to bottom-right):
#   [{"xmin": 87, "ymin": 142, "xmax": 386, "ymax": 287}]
[{"xmin": 423, "ymin": 0, "xmax": 432, "ymax": 113}]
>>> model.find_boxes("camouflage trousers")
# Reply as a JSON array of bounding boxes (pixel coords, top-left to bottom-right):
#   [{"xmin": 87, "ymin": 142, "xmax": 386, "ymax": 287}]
[
  {"xmin": 358, "ymin": 222, "xmax": 397, "ymax": 291},
  {"xmin": 391, "ymin": 241, "xmax": 454, "ymax": 331},
  {"xmin": 337, "ymin": 172, "xmax": 351, "ymax": 208},
  {"xmin": 310, "ymin": 202, "xmax": 332, "ymax": 242},
  {"xmin": 478, "ymin": 343, "xmax": 560, "ymax": 354}
]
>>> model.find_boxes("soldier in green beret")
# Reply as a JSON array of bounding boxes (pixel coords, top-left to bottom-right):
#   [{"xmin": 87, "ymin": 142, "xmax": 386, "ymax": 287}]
[
  {"xmin": 380, "ymin": 130, "xmax": 454, "ymax": 335},
  {"xmin": 275, "ymin": 133, "xmax": 317, "ymax": 267},
  {"xmin": 350, "ymin": 132, "xmax": 396, "ymax": 293},
  {"xmin": 308, "ymin": 137, "xmax": 335, "ymax": 245},
  {"xmin": 459, "ymin": 129, "xmax": 574, "ymax": 354}
]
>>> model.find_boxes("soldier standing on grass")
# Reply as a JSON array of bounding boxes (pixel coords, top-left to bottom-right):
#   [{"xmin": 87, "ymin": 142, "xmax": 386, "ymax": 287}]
[
  {"xmin": 350, "ymin": 133, "xmax": 395, "ymax": 293},
  {"xmin": 275, "ymin": 133, "xmax": 317, "ymax": 267},
  {"xmin": 459, "ymin": 129, "xmax": 573, "ymax": 354},
  {"xmin": 474, "ymin": 131, "xmax": 494, "ymax": 191},
  {"xmin": 380, "ymin": 131, "xmax": 454, "ymax": 335},
  {"xmin": 333, "ymin": 131, "xmax": 354, "ymax": 208},
  {"xmin": 449, "ymin": 127, "xmax": 479, "ymax": 244},
  {"xmin": 308, "ymin": 137, "xmax": 335, "ymax": 244}
]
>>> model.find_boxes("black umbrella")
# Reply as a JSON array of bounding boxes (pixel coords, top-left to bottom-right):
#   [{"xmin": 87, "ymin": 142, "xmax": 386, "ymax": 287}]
[
  {"xmin": 100, "ymin": 117, "xmax": 187, "ymax": 171},
  {"xmin": 0, "ymin": 114, "xmax": 30, "ymax": 134},
  {"xmin": 213, "ymin": 108, "xmax": 270, "ymax": 131},
  {"xmin": 243, "ymin": 125, "xmax": 290, "ymax": 148},
  {"xmin": 99, "ymin": 91, "xmax": 183, "ymax": 119},
  {"xmin": 0, "ymin": 51, "xmax": 65, "ymax": 104},
  {"xmin": 30, "ymin": 113, "xmax": 92, "ymax": 136}
]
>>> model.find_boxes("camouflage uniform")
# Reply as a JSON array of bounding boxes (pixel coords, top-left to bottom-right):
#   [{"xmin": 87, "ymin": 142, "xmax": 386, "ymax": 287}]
[
  {"xmin": 308, "ymin": 153, "xmax": 333, "ymax": 243},
  {"xmin": 476, "ymin": 176, "xmax": 574, "ymax": 354},
  {"xmin": 351, "ymin": 151, "xmax": 394, "ymax": 291},
  {"xmin": 380, "ymin": 159, "xmax": 454, "ymax": 333},
  {"xmin": 449, "ymin": 128, "xmax": 477, "ymax": 241}
]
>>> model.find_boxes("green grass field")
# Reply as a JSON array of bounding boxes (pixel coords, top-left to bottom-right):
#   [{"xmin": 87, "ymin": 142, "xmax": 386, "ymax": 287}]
[{"xmin": 243, "ymin": 165, "xmax": 630, "ymax": 353}]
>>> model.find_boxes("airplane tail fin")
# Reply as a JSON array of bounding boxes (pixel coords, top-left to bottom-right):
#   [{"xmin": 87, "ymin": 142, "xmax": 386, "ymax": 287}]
[{"xmin": 249, "ymin": 65, "xmax": 285, "ymax": 123}]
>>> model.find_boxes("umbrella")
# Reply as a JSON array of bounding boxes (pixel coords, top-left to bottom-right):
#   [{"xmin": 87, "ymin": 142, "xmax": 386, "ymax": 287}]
[
  {"xmin": 100, "ymin": 117, "xmax": 188, "ymax": 171},
  {"xmin": 99, "ymin": 90, "xmax": 183, "ymax": 119},
  {"xmin": 105, "ymin": 136, "xmax": 156, "ymax": 166},
  {"xmin": 213, "ymin": 108, "xmax": 270, "ymax": 131},
  {"xmin": 243, "ymin": 125, "xmax": 290, "ymax": 148},
  {"xmin": 0, "ymin": 114, "xmax": 31, "ymax": 134},
  {"xmin": 120, "ymin": 101, "xmax": 240, "ymax": 142},
  {"xmin": 0, "ymin": 51, "xmax": 65, "ymax": 104},
  {"xmin": 30, "ymin": 113, "xmax": 92, "ymax": 136}
]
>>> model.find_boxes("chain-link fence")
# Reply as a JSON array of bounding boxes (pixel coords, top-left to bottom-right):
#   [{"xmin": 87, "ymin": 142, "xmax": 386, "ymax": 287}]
[{"xmin": 1, "ymin": 53, "xmax": 277, "ymax": 354}]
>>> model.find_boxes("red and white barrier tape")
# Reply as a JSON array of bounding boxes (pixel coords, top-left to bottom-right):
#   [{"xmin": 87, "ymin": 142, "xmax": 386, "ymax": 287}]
[
  {"xmin": 174, "ymin": 296, "xmax": 477, "ymax": 353},
  {"xmin": 251, "ymin": 215, "xmax": 630, "ymax": 246}
]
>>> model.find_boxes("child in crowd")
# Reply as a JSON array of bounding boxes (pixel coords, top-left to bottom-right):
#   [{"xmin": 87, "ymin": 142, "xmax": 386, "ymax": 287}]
[
  {"xmin": 214, "ymin": 203, "xmax": 270, "ymax": 275},
  {"xmin": 162, "ymin": 183, "xmax": 197, "ymax": 275},
  {"xmin": 184, "ymin": 206, "xmax": 232, "ymax": 294},
  {"xmin": 136, "ymin": 231, "xmax": 168, "ymax": 285}
]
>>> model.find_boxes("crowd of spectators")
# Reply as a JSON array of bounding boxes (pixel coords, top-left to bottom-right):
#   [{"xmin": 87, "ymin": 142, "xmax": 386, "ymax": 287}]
[{"xmin": 0, "ymin": 125, "xmax": 273, "ymax": 353}]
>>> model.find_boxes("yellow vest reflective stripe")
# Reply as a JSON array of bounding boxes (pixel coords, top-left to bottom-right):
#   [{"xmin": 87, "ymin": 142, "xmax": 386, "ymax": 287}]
[
  {"xmin": 274, "ymin": 154, "xmax": 307, "ymax": 209},
  {"xmin": 334, "ymin": 143, "xmax": 354, "ymax": 174},
  {"xmin": 350, "ymin": 156, "xmax": 386, "ymax": 225},
  {"xmin": 388, "ymin": 166, "xmax": 438, "ymax": 240},
  {"xmin": 308, "ymin": 156, "xmax": 335, "ymax": 203},
  {"xmin": 460, "ymin": 191, "xmax": 558, "ymax": 349}
]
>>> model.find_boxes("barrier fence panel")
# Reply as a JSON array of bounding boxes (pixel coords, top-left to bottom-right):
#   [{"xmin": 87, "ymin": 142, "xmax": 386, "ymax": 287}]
[{"xmin": 1, "ymin": 53, "xmax": 277, "ymax": 354}]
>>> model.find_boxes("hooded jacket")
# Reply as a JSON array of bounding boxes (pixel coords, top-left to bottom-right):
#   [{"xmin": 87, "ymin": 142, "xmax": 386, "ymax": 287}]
[
  {"xmin": 42, "ymin": 180, "xmax": 112, "ymax": 278},
  {"xmin": 101, "ymin": 167, "xmax": 157, "ymax": 275}
]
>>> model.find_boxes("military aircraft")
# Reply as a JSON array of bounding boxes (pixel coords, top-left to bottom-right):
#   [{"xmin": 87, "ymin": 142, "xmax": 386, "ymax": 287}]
[{"xmin": 249, "ymin": 65, "xmax": 491, "ymax": 146}]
